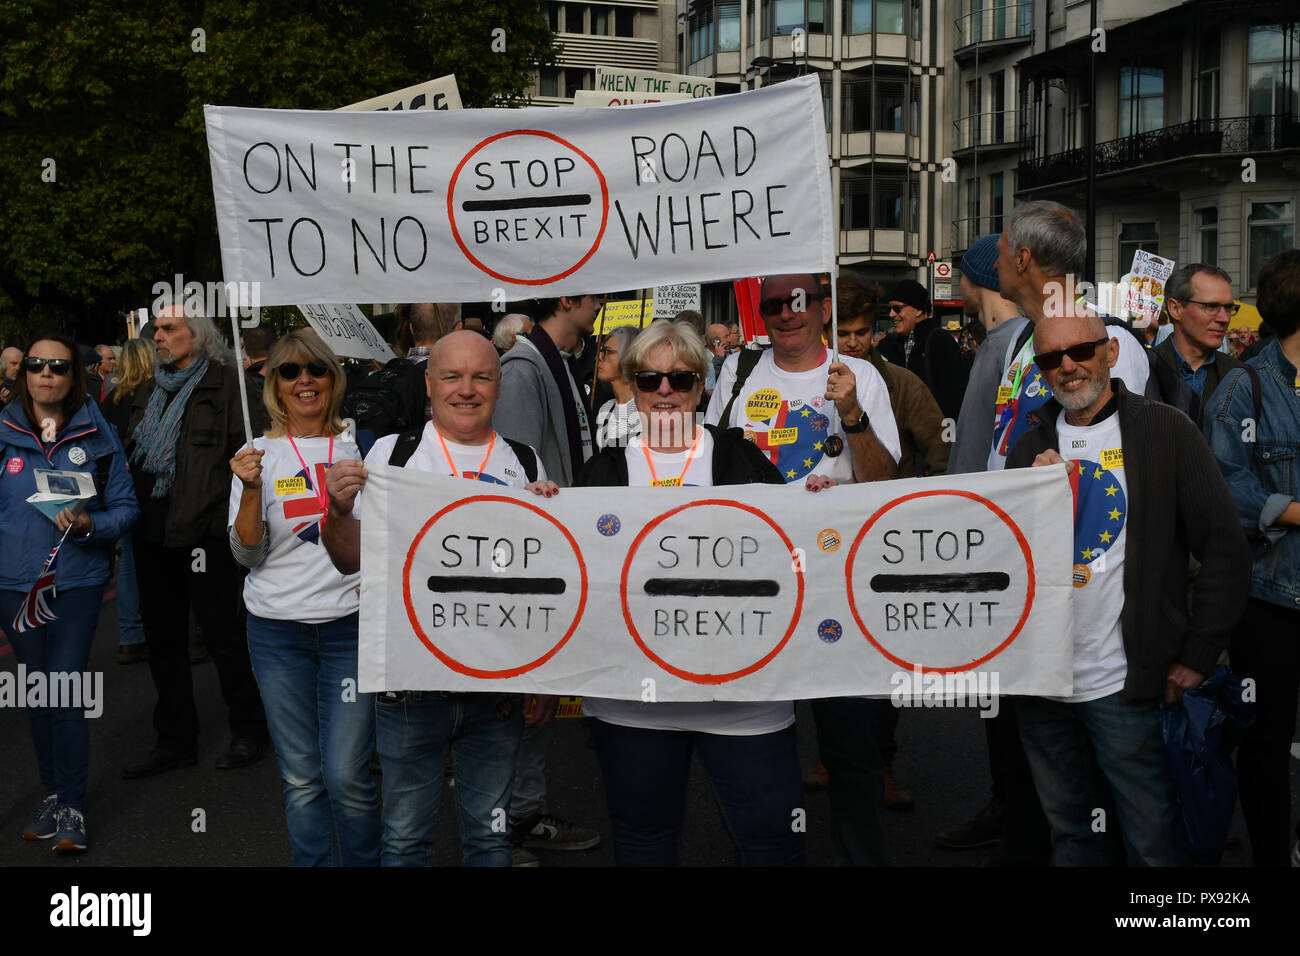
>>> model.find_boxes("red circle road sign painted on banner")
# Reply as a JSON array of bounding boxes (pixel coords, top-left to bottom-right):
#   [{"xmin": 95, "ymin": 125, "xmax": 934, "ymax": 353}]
[
  {"xmin": 402, "ymin": 495, "xmax": 589, "ymax": 679},
  {"xmin": 447, "ymin": 130, "xmax": 610, "ymax": 286},
  {"xmin": 620, "ymin": 499, "xmax": 804, "ymax": 685},
  {"xmin": 844, "ymin": 489, "xmax": 1035, "ymax": 673}
]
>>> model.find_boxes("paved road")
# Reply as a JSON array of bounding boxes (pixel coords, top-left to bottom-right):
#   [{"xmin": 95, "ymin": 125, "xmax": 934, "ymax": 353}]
[{"xmin": 0, "ymin": 592, "xmax": 1289, "ymax": 867}]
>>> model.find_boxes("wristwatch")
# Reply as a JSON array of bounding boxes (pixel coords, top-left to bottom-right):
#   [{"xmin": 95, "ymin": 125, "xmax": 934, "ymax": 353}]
[{"xmin": 842, "ymin": 409, "xmax": 871, "ymax": 434}]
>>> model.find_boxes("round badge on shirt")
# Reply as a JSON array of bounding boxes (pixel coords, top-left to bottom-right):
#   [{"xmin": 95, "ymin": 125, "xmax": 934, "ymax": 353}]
[
  {"xmin": 6, "ymin": 456, "xmax": 23, "ymax": 474},
  {"xmin": 68, "ymin": 446, "xmax": 88, "ymax": 466}
]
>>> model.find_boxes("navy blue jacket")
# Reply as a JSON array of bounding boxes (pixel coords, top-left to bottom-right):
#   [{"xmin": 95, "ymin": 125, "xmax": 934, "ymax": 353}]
[{"xmin": 0, "ymin": 398, "xmax": 140, "ymax": 590}]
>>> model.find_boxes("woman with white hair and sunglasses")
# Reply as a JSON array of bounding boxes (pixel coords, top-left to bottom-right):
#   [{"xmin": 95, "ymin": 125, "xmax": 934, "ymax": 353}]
[
  {"xmin": 575, "ymin": 321, "xmax": 833, "ymax": 866},
  {"xmin": 228, "ymin": 330, "xmax": 380, "ymax": 866}
]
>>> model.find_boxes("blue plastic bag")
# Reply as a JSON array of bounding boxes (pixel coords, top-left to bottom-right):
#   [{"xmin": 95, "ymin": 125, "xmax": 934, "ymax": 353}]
[{"xmin": 1160, "ymin": 666, "xmax": 1256, "ymax": 865}]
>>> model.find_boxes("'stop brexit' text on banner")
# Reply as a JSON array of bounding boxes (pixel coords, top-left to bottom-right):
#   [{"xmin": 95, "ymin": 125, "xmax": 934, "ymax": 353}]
[{"xmin": 203, "ymin": 76, "xmax": 834, "ymax": 304}]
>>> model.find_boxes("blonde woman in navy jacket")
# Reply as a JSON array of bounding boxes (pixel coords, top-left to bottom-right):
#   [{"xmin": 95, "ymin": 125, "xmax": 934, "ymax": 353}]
[{"xmin": 0, "ymin": 332, "xmax": 139, "ymax": 853}]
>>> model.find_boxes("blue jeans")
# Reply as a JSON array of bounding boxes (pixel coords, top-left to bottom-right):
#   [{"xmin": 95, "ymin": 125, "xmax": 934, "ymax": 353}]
[
  {"xmin": 591, "ymin": 719, "xmax": 805, "ymax": 867},
  {"xmin": 1017, "ymin": 691, "xmax": 1189, "ymax": 866},
  {"xmin": 114, "ymin": 536, "xmax": 144, "ymax": 645},
  {"xmin": 0, "ymin": 586, "xmax": 105, "ymax": 811},
  {"xmin": 245, "ymin": 612, "xmax": 380, "ymax": 866},
  {"xmin": 810, "ymin": 697, "xmax": 890, "ymax": 866},
  {"xmin": 374, "ymin": 691, "xmax": 523, "ymax": 866}
]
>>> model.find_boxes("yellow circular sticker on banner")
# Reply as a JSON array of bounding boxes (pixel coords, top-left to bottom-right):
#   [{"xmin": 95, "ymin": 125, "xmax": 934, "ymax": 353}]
[
  {"xmin": 1072, "ymin": 564, "xmax": 1091, "ymax": 588},
  {"xmin": 817, "ymin": 529, "xmax": 842, "ymax": 553},
  {"xmin": 746, "ymin": 388, "xmax": 782, "ymax": 422}
]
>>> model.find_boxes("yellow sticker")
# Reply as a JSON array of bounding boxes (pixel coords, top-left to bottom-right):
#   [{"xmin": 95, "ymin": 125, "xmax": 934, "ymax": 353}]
[
  {"xmin": 745, "ymin": 388, "xmax": 782, "ymax": 422},
  {"xmin": 767, "ymin": 427, "xmax": 798, "ymax": 446},
  {"xmin": 651, "ymin": 478, "xmax": 682, "ymax": 487},
  {"xmin": 1100, "ymin": 448, "xmax": 1124, "ymax": 470},
  {"xmin": 817, "ymin": 529, "xmax": 842, "ymax": 553},
  {"xmin": 1072, "ymin": 564, "xmax": 1091, "ymax": 588},
  {"xmin": 275, "ymin": 476, "xmax": 308, "ymax": 495},
  {"xmin": 996, "ymin": 385, "xmax": 1013, "ymax": 404},
  {"xmin": 554, "ymin": 696, "xmax": 584, "ymax": 718}
]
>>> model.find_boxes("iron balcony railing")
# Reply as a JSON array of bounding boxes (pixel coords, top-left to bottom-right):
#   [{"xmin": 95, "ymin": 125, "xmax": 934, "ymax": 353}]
[
  {"xmin": 1019, "ymin": 113, "xmax": 1300, "ymax": 189},
  {"xmin": 954, "ymin": 108, "xmax": 1023, "ymax": 151},
  {"xmin": 954, "ymin": 2, "xmax": 1033, "ymax": 51}
]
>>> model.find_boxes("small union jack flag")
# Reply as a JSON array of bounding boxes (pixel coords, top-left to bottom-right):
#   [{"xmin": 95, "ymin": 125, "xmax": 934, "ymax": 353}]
[{"xmin": 13, "ymin": 527, "xmax": 71, "ymax": 634}]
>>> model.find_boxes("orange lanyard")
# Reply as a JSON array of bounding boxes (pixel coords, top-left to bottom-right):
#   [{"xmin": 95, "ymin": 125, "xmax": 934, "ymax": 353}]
[
  {"xmin": 639, "ymin": 429, "xmax": 703, "ymax": 487},
  {"xmin": 436, "ymin": 428, "xmax": 496, "ymax": 481}
]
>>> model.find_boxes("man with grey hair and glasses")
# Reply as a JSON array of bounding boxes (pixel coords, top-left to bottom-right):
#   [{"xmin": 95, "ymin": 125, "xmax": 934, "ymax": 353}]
[
  {"xmin": 1153, "ymin": 263, "xmax": 1243, "ymax": 416},
  {"xmin": 122, "ymin": 303, "xmax": 267, "ymax": 778}
]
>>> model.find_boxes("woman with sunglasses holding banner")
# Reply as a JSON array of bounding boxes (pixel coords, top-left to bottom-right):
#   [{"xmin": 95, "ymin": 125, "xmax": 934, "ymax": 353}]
[
  {"xmin": 228, "ymin": 330, "xmax": 380, "ymax": 865},
  {"xmin": 576, "ymin": 321, "xmax": 823, "ymax": 866},
  {"xmin": 1, "ymin": 332, "xmax": 139, "ymax": 853}
]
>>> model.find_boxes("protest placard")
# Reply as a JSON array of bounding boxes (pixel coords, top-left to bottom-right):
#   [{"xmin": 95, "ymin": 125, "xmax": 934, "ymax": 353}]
[
  {"xmin": 296, "ymin": 302, "xmax": 394, "ymax": 362},
  {"xmin": 572, "ymin": 90, "xmax": 692, "ymax": 107},
  {"xmin": 204, "ymin": 75, "xmax": 834, "ymax": 303},
  {"xmin": 357, "ymin": 464, "xmax": 1074, "ymax": 699},
  {"xmin": 1121, "ymin": 250, "xmax": 1176, "ymax": 325},
  {"xmin": 595, "ymin": 299, "xmax": 653, "ymax": 333},
  {"xmin": 340, "ymin": 75, "xmax": 463, "ymax": 112},
  {"xmin": 595, "ymin": 67, "xmax": 716, "ymax": 98},
  {"xmin": 654, "ymin": 283, "xmax": 701, "ymax": 318}
]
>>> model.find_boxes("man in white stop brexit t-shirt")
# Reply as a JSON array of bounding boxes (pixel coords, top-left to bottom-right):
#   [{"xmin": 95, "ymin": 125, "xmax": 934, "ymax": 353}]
[
  {"xmin": 322, "ymin": 331, "xmax": 557, "ymax": 868},
  {"xmin": 706, "ymin": 272, "xmax": 901, "ymax": 866}
]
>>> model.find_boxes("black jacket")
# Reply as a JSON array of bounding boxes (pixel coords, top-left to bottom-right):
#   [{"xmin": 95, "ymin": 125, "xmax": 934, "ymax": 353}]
[
  {"xmin": 1006, "ymin": 380, "xmax": 1251, "ymax": 699},
  {"xmin": 126, "ymin": 361, "xmax": 246, "ymax": 547},
  {"xmin": 879, "ymin": 316, "xmax": 968, "ymax": 421},
  {"xmin": 576, "ymin": 424, "xmax": 785, "ymax": 488}
]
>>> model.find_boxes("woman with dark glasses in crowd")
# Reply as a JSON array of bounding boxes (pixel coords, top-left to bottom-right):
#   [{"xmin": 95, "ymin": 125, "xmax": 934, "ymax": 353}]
[
  {"xmin": 228, "ymin": 330, "xmax": 380, "ymax": 865},
  {"xmin": 1, "ymin": 332, "xmax": 139, "ymax": 853}
]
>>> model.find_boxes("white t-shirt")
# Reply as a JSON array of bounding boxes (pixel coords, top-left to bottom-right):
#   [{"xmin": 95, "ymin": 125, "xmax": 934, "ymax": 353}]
[
  {"xmin": 705, "ymin": 349, "xmax": 901, "ymax": 486},
  {"xmin": 228, "ymin": 434, "xmax": 362, "ymax": 624},
  {"xmin": 356, "ymin": 424, "xmax": 546, "ymax": 519},
  {"xmin": 1050, "ymin": 410, "xmax": 1128, "ymax": 702},
  {"xmin": 987, "ymin": 325, "xmax": 1150, "ymax": 471},
  {"xmin": 582, "ymin": 428, "xmax": 796, "ymax": 736}
]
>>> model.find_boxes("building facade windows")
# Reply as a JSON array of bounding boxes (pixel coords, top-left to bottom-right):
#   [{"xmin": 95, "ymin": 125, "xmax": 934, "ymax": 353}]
[
  {"xmin": 1247, "ymin": 200, "xmax": 1294, "ymax": 289},
  {"xmin": 842, "ymin": 76, "xmax": 908, "ymax": 132},
  {"xmin": 718, "ymin": 2, "xmax": 741, "ymax": 51},
  {"xmin": 615, "ymin": 7, "xmax": 635, "ymax": 36},
  {"xmin": 690, "ymin": 4, "xmax": 715, "ymax": 61},
  {"xmin": 1117, "ymin": 221, "xmax": 1159, "ymax": 275},
  {"xmin": 1197, "ymin": 32, "xmax": 1220, "ymax": 121},
  {"xmin": 843, "ymin": 0, "xmax": 871, "ymax": 35},
  {"xmin": 990, "ymin": 172, "xmax": 1004, "ymax": 233},
  {"xmin": 1247, "ymin": 23, "xmax": 1300, "ymax": 118},
  {"xmin": 875, "ymin": 176, "xmax": 905, "ymax": 229},
  {"xmin": 877, "ymin": 0, "xmax": 904, "ymax": 33},
  {"xmin": 1119, "ymin": 65, "xmax": 1164, "ymax": 138},
  {"xmin": 1196, "ymin": 207, "xmax": 1219, "ymax": 266}
]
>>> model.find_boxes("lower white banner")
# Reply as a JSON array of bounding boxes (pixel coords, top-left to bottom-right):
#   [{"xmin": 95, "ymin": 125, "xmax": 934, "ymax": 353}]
[{"xmin": 358, "ymin": 464, "xmax": 1075, "ymax": 699}]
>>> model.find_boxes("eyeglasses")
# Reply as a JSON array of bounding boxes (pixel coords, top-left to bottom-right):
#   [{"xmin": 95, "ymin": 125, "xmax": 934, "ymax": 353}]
[
  {"xmin": 758, "ymin": 292, "xmax": 824, "ymax": 318},
  {"xmin": 598, "ymin": 345, "xmax": 618, "ymax": 358},
  {"xmin": 1177, "ymin": 299, "xmax": 1241, "ymax": 318},
  {"xmin": 275, "ymin": 361, "xmax": 330, "ymax": 380},
  {"xmin": 633, "ymin": 370, "xmax": 701, "ymax": 393},
  {"xmin": 1033, "ymin": 337, "xmax": 1109, "ymax": 372},
  {"xmin": 22, "ymin": 357, "xmax": 72, "ymax": 375}
]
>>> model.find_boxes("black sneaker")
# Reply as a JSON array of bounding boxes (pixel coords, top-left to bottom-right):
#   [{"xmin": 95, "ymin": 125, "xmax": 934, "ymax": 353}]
[
  {"xmin": 512, "ymin": 813, "xmax": 600, "ymax": 852},
  {"xmin": 934, "ymin": 801, "xmax": 1004, "ymax": 850}
]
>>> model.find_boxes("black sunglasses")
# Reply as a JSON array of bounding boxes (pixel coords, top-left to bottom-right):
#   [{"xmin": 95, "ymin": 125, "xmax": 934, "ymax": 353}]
[
  {"xmin": 758, "ymin": 292, "xmax": 824, "ymax": 318},
  {"xmin": 276, "ymin": 361, "xmax": 330, "ymax": 380},
  {"xmin": 1034, "ymin": 337, "xmax": 1109, "ymax": 372},
  {"xmin": 634, "ymin": 370, "xmax": 701, "ymax": 393},
  {"xmin": 23, "ymin": 357, "xmax": 73, "ymax": 375}
]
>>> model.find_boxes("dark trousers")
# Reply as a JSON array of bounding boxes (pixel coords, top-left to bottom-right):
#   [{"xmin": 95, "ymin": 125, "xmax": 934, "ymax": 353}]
[
  {"xmin": 810, "ymin": 697, "xmax": 889, "ymax": 866},
  {"xmin": 1231, "ymin": 596, "xmax": 1300, "ymax": 866},
  {"xmin": 987, "ymin": 699, "xmax": 1052, "ymax": 865},
  {"xmin": 133, "ymin": 532, "xmax": 265, "ymax": 753}
]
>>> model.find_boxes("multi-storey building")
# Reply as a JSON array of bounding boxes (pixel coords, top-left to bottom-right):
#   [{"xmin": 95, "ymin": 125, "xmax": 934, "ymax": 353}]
[{"xmin": 957, "ymin": 0, "xmax": 1296, "ymax": 301}]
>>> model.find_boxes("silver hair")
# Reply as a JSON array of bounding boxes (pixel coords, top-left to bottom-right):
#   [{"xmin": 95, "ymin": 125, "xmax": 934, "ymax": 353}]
[
  {"xmin": 1166, "ymin": 263, "xmax": 1232, "ymax": 304},
  {"xmin": 492, "ymin": 313, "xmax": 527, "ymax": 350},
  {"xmin": 155, "ymin": 297, "xmax": 234, "ymax": 366},
  {"xmin": 621, "ymin": 318, "xmax": 709, "ymax": 381},
  {"xmin": 1004, "ymin": 200, "xmax": 1086, "ymax": 277}
]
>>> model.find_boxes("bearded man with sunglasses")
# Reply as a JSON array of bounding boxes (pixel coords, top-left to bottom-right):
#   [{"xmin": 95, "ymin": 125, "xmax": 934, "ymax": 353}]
[
  {"xmin": 1005, "ymin": 311, "xmax": 1250, "ymax": 866},
  {"xmin": 122, "ymin": 302, "xmax": 268, "ymax": 778},
  {"xmin": 706, "ymin": 273, "xmax": 900, "ymax": 866}
]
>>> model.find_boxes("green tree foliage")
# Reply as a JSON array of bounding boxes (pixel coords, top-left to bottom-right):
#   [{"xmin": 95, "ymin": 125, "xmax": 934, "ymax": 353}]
[{"xmin": 0, "ymin": 0, "xmax": 558, "ymax": 343}]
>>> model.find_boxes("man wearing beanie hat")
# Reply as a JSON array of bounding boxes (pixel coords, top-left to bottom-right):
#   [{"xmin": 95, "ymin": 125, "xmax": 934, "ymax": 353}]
[
  {"xmin": 948, "ymin": 235, "xmax": 1027, "ymax": 474},
  {"xmin": 878, "ymin": 278, "xmax": 968, "ymax": 420}
]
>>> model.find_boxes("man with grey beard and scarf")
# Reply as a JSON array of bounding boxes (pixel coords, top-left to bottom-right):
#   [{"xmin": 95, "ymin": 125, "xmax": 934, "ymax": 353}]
[{"xmin": 1004, "ymin": 311, "xmax": 1250, "ymax": 865}]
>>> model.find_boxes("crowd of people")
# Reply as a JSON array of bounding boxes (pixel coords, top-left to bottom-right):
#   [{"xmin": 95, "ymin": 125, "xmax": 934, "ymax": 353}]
[{"xmin": 3, "ymin": 198, "xmax": 1298, "ymax": 868}]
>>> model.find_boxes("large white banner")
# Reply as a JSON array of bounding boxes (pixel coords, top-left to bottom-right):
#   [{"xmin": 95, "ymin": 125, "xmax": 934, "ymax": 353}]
[
  {"xmin": 204, "ymin": 76, "xmax": 834, "ymax": 304},
  {"xmin": 358, "ymin": 464, "xmax": 1075, "ymax": 699}
]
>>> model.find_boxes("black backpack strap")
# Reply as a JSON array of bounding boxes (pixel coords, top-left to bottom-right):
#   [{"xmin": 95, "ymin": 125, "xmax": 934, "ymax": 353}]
[
  {"xmin": 718, "ymin": 348, "xmax": 764, "ymax": 428},
  {"xmin": 503, "ymin": 438, "xmax": 539, "ymax": 483},
  {"xmin": 387, "ymin": 428, "xmax": 424, "ymax": 467}
]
